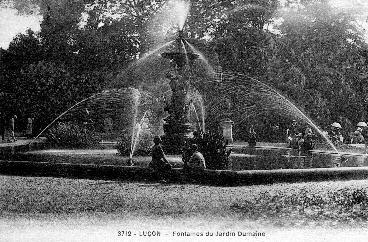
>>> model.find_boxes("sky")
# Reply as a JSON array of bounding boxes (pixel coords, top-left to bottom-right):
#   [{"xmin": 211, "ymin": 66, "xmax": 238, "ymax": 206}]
[
  {"xmin": 0, "ymin": 7, "xmax": 42, "ymax": 49},
  {"xmin": 1, "ymin": 0, "xmax": 368, "ymax": 49}
]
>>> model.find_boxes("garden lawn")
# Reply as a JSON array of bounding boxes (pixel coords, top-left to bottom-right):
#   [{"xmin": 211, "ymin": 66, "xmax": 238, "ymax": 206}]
[{"xmin": 2, "ymin": 175, "xmax": 368, "ymax": 241}]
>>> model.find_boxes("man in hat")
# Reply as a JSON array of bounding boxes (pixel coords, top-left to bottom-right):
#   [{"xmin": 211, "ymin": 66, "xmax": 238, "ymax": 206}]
[
  {"xmin": 351, "ymin": 127, "xmax": 364, "ymax": 144},
  {"xmin": 329, "ymin": 122, "xmax": 343, "ymax": 145}
]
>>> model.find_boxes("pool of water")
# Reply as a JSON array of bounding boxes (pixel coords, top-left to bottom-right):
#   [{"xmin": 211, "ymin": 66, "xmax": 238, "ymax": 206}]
[
  {"xmin": 229, "ymin": 147, "xmax": 368, "ymax": 171},
  {"xmin": 14, "ymin": 144, "xmax": 368, "ymax": 171}
]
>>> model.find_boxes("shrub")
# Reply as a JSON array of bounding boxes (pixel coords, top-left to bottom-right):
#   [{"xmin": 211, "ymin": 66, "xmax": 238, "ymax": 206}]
[
  {"xmin": 202, "ymin": 132, "xmax": 231, "ymax": 170},
  {"xmin": 116, "ymin": 133, "xmax": 152, "ymax": 157},
  {"xmin": 183, "ymin": 131, "xmax": 231, "ymax": 170},
  {"xmin": 116, "ymin": 134, "xmax": 131, "ymax": 156},
  {"xmin": 46, "ymin": 122, "xmax": 99, "ymax": 148}
]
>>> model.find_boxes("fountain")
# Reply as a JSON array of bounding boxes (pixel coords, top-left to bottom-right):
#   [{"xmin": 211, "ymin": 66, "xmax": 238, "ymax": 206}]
[
  {"xmin": 34, "ymin": 0, "xmax": 336, "ymax": 159},
  {"xmin": 9, "ymin": 0, "xmax": 368, "ymax": 186},
  {"xmin": 160, "ymin": 29, "xmax": 200, "ymax": 153}
]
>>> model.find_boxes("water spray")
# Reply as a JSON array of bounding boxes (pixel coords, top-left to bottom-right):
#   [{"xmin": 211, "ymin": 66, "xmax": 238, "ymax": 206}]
[
  {"xmin": 29, "ymin": 94, "xmax": 98, "ymax": 145},
  {"xmin": 221, "ymin": 71, "xmax": 339, "ymax": 153},
  {"xmin": 129, "ymin": 110, "xmax": 149, "ymax": 161}
]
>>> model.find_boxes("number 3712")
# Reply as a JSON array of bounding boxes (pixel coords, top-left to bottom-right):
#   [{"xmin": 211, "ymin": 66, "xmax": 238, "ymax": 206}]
[{"xmin": 118, "ymin": 231, "xmax": 132, "ymax": 236}]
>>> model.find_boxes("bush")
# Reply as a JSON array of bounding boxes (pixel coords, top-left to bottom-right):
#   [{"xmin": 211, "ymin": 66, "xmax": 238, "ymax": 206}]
[
  {"xmin": 183, "ymin": 131, "xmax": 231, "ymax": 170},
  {"xmin": 116, "ymin": 133, "xmax": 152, "ymax": 157},
  {"xmin": 201, "ymin": 132, "xmax": 232, "ymax": 170},
  {"xmin": 46, "ymin": 122, "xmax": 99, "ymax": 148}
]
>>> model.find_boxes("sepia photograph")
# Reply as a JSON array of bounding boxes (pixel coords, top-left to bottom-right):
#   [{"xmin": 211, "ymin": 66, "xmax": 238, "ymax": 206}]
[{"xmin": 2, "ymin": 0, "xmax": 368, "ymax": 241}]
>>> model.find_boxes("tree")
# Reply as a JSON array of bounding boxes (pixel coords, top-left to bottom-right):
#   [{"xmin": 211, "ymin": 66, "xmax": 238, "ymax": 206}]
[
  {"xmin": 269, "ymin": 1, "xmax": 368, "ymax": 126},
  {"xmin": 1, "ymin": 0, "xmax": 143, "ymax": 129},
  {"xmin": 213, "ymin": 0, "xmax": 279, "ymax": 77},
  {"xmin": 0, "ymin": 29, "xmax": 44, "ymax": 119},
  {"xmin": 14, "ymin": 61, "xmax": 76, "ymax": 129}
]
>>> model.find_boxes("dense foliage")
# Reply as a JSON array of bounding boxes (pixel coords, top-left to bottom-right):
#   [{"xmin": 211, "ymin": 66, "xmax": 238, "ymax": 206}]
[
  {"xmin": 45, "ymin": 122, "xmax": 99, "ymax": 148},
  {"xmin": 116, "ymin": 134, "xmax": 152, "ymax": 157},
  {"xmin": 186, "ymin": 131, "xmax": 232, "ymax": 170}
]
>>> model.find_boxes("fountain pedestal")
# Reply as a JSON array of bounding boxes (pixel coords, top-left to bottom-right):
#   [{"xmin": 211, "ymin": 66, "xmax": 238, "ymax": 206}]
[{"xmin": 161, "ymin": 67, "xmax": 194, "ymax": 154}]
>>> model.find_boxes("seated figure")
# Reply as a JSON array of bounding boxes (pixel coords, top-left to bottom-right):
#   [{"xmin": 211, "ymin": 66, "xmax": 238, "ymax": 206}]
[
  {"xmin": 149, "ymin": 136, "xmax": 172, "ymax": 181},
  {"xmin": 187, "ymin": 144, "xmax": 206, "ymax": 170}
]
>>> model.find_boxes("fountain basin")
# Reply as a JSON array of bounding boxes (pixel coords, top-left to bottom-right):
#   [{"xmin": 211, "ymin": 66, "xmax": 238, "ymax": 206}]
[
  {"xmin": 229, "ymin": 145, "xmax": 368, "ymax": 171},
  {"xmin": 2, "ymin": 159, "xmax": 368, "ymax": 186},
  {"xmin": 15, "ymin": 149, "xmax": 183, "ymax": 168}
]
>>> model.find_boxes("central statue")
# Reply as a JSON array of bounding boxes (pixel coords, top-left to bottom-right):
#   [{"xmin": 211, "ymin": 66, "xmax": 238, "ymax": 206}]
[{"xmin": 161, "ymin": 30, "xmax": 199, "ymax": 154}]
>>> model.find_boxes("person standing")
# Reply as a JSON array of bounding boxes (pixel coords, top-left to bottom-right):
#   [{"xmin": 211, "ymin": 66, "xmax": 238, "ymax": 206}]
[
  {"xmin": 286, "ymin": 120, "xmax": 301, "ymax": 149},
  {"xmin": 248, "ymin": 125, "xmax": 257, "ymax": 147},
  {"xmin": 8, "ymin": 115, "xmax": 17, "ymax": 142},
  {"xmin": 329, "ymin": 122, "xmax": 343, "ymax": 145},
  {"xmin": 0, "ymin": 112, "xmax": 5, "ymax": 142},
  {"xmin": 300, "ymin": 127, "xmax": 315, "ymax": 151},
  {"xmin": 26, "ymin": 116, "xmax": 34, "ymax": 139}
]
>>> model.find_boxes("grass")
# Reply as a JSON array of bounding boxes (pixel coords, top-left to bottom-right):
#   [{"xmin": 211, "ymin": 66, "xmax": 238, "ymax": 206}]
[
  {"xmin": 3, "ymin": 176, "xmax": 368, "ymax": 241},
  {"xmin": 1, "ymin": 175, "xmax": 368, "ymax": 229}
]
